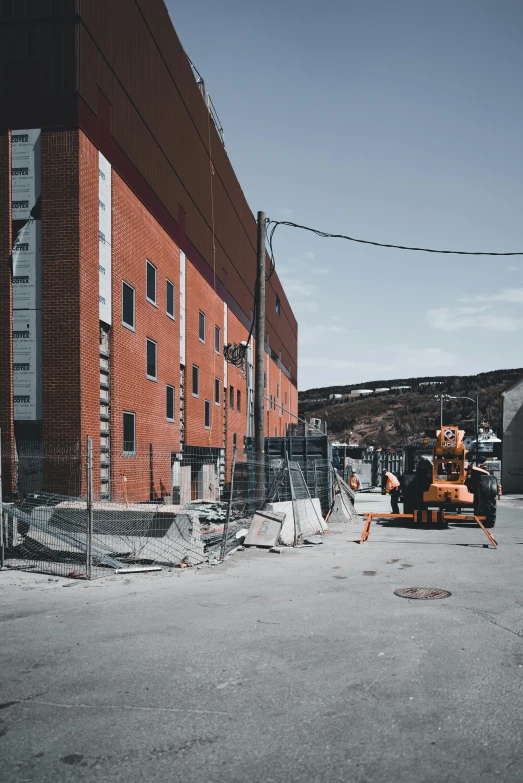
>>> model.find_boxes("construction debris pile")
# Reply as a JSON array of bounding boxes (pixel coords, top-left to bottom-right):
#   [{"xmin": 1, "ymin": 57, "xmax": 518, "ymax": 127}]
[{"xmin": 1, "ymin": 458, "xmax": 364, "ymax": 579}]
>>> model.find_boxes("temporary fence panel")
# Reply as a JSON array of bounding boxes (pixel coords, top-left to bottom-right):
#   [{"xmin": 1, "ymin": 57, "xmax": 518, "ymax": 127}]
[{"xmin": 0, "ymin": 438, "xmax": 334, "ymax": 578}]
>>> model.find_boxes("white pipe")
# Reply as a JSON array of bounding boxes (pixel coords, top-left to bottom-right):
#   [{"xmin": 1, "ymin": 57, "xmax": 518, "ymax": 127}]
[{"xmin": 114, "ymin": 566, "xmax": 163, "ymax": 575}]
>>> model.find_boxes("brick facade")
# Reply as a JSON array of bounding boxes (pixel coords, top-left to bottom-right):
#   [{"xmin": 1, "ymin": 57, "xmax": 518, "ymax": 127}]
[{"xmin": 0, "ymin": 3, "xmax": 299, "ymax": 502}]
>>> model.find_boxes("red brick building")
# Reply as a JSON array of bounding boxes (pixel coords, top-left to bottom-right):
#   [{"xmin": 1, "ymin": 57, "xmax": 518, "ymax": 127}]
[{"xmin": 0, "ymin": 0, "xmax": 298, "ymax": 501}]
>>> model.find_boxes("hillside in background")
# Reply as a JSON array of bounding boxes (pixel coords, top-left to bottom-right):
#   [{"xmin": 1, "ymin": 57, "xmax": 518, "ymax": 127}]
[{"xmin": 298, "ymin": 369, "xmax": 522, "ymax": 446}]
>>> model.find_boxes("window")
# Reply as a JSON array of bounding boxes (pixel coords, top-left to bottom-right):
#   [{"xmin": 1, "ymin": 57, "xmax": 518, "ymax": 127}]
[
  {"xmin": 276, "ymin": 294, "xmax": 281, "ymax": 316},
  {"xmin": 146, "ymin": 260, "xmax": 156, "ymax": 304},
  {"xmin": 122, "ymin": 282, "xmax": 135, "ymax": 330},
  {"xmin": 192, "ymin": 365, "xmax": 199, "ymax": 397},
  {"xmin": 264, "ymin": 373, "xmax": 267, "ymax": 390},
  {"xmin": 229, "ymin": 385, "xmax": 234, "ymax": 409},
  {"xmin": 277, "ymin": 384, "xmax": 280, "ymax": 399},
  {"xmin": 237, "ymin": 389, "xmax": 241, "ymax": 412},
  {"xmin": 123, "ymin": 412, "xmax": 136, "ymax": 455},
  {"xmin": 215, "ymin": 378, "xmax": 221, "ymax": 406},
  {"xmin": 166, "ymin": 385, "xmax": 175, "ymax": 421},
  {"xmin": 232, "ymin": 433, "xmax": 237, "ymax": 447},
  {"xmin": 146, "ymin": 339, "xmax": 157, "ymax": 380},
  {"xmin": 199, "ymin": 310, "xmax": 205, "ymax": 342},
  {"xmin": 166, "ymin": 280, "xmax": 175, "ymax": 319},
  {"xmin": 285, "ymin": 392, "xmax": 288, "ymax": 405},
  {"xmin": 204, "ymin": 400, "xmax": 211, "ymax": 429},
  {"xmin": 215, "ymin": 325, "xmax": 221, "ymax": 355}
]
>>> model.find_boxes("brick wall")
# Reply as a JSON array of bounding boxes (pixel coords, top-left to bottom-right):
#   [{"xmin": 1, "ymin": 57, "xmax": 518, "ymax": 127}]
[
  {"xmin": 184, "ymin": 261, "xmax": 225, "ymax": 449},
  {"xmin": 225, "ymin": 309, "xmax": 251, "ymax": 462},
  {"xmin": 111, "ymin": 168, "xmax": 181, "ymax": 501},
  {"xmin": 41, "ymin": 131, "xmax": 83, "ymax": 447}
]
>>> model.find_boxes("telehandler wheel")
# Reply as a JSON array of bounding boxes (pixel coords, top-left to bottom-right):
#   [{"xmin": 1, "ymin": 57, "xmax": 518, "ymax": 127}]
[
  {"xmin": 402, "ymin": 474, "xmax": 419, "ymax": 515},
  {"xmin": 481, "ymin": 498, "xmax": 497, "ymax": 528},
  {"xmin": 475, "ymin": 475, "xmax": 498, "ymax": 528}
]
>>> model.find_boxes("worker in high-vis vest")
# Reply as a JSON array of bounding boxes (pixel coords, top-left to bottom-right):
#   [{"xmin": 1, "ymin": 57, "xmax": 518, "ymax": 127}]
[
  {"xmin": 381, "ymin": 470, "xmax": 401, "ymax": 514},
  {"xmin": 349, "ymin": 470, "xmax": 361, "ymax": 492}
]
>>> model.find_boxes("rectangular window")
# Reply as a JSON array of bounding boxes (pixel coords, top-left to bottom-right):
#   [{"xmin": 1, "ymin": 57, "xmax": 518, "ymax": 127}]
[
  {"xmin": 232, "ymin": 433, "xmax": 237, "ymax": 447},
  {"xmin": 215, "ymin": 325, "xmax": 221, "ymax": 354},
  {"xmin": 192, "ymin": 365, "xmax": 199, "ymax": 397},
  {"xmin": 285, "ymin": 392, "xmax": 288, "ymax": 405},
  {"xmin": 166, "ymin": 385, "xmax": 175, "ymax": 421},
  {"xmin": 146, "ymin": 260, "xmax": 156, "ymax": 304},
  {"xmin": 215, "ymin": 378, "xmax": 221, "ymax": 406},
  {"xmin": 199, "ymin": 310, "xmax": 205, "ymax": 342},
  {"xmin": 166, "ymin": 280, "xmax": 175, "ymax": 319},
  {"xmin": 264, "ymin": 372, "xmax": 267, "ymax": 390},
  {"xmin": 204, "ymin": 400, "xmax": 211, "ymax": 429},
  {"xmin": 229, "ymin": 385, "xmax": 234, "ymax": 410},
  {"xmin": 277, "ymin": 384, "xmax": 280, "ymax": 399},
  {"xmin": 276, "ymin": 294, "xmax": 281, "ymax": 316},
  {"xmin": 237, "ymin": 389, "xmax": 241, "ymax": 413},
  {"xmin": 146, "ymin": 338, "xmax": 157, "ymax": 380},
  {"xmin": 123, "ymin": 412, "xmax": 136, "ymax": 455},
  {"xmin": 122, "ymin": 281, "xmax": 135, "ymax": 330}
]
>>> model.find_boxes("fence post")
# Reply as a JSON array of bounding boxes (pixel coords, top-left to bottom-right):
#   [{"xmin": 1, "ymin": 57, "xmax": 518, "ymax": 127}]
[
  {"xmin": 219, "ymin": 446, "xmax": 237, "ymax": 561},
  {"xmin": 286, "ymin": 452, "xmax": 299, "ymax": 547},
  {"xmin": 0, "ymin": 429, "xmax": 4, "ymax": 570},
  {"xmin": 86, "ymin": 436, "xmax": 93, "ymax": 579}
]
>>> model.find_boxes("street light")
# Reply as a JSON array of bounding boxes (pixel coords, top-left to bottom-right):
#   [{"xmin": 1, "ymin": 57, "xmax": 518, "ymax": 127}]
[{"xmin": 441, "ymin": 394, "xmax": 480, "ymax": 465}]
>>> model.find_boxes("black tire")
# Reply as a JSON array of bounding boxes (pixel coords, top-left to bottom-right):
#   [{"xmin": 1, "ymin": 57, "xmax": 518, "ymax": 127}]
[
  {"xmin": 402, "ymin": 474, "xmax": 420, "ymax": 515},
  {"xmin": 475, "ymin": 475, "xmax": 498, "ymax": 528},
  {"xmin": 481, "ymin": 498, "xmax": 496, "ymax": 528}
]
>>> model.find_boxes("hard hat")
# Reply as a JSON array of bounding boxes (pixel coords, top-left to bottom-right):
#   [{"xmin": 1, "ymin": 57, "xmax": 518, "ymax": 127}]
[{"xmin": 351, "ymin": 469, "xmax": 357, "ymax": 474}]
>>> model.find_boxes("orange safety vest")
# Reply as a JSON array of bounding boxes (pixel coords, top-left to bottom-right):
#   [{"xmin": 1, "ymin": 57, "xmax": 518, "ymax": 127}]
[
  {"xmin": 350, "ymin": 475, "xmax": 361, "ymax": 491},
  {"xmin": 384, "ymin": 472, "xmax": 400, "ymax": 493}
]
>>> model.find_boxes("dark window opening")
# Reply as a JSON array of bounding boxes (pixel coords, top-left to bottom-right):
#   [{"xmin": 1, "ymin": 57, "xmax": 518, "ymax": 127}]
[
  {"xmin": 166, "ymin": 385, "xmax": 175, "ymax": 421},
  {"xmin": 276, "ymin": 294, "xmax": 281, "ymax": 316},
  {"xmin": 166, "ymin": 280, "xmax": 175, "ymax": 319},
  {"xmin": 215, "ymin": 325, "xmax": 221, "ymax": 354},
  {"xmin": 199, "ymin": 311, "xmax": 205, "ymax": 342},
  {"xmin": 146, "ymin": 339, "xmax": 157, "ymax": 379},
  {"xmin": 229, "ymin": 385, "xmax": 234, "ymax": 409},
  {"xmin": 215, "ymin": 378, "xmax": 221, "ymax": 406},
  {"xmin": 122, "ymin": 282, "xmax": 135, "ymax": 329},
  {"xmin": 123, "ymin": 412, "xmax": 136, "ymax": 455},
  {"xmin": 146, "ymin": 260, "xmax": 156, "ymax": 303},
  {"xmin": 204, "ymin": 400, "xmax": 211, "ymax": 429},
  {"xmin": 192, "ymin": 365, "xmax": 199, "ymax": 397},
  {"xmin": 237, "ymin": 389, "xmax": 241, "ymax": 412}
]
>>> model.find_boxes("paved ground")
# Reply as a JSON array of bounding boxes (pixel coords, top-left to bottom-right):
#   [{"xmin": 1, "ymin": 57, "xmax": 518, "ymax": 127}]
[{"xmin": 1, "ymin": 494, "xmax": 522, "ymax": 782}]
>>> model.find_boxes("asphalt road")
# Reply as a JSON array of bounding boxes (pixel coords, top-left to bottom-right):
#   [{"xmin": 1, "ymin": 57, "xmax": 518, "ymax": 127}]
[{"xmin": 1, "ymin": 497, "xmax": 522, "ymax": 783}]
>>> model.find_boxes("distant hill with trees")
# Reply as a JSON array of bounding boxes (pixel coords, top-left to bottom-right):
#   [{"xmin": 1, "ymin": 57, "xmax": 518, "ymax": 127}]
[{"xmin": 298, "ymin": 368, "xmax": 522, "ymax": 446}]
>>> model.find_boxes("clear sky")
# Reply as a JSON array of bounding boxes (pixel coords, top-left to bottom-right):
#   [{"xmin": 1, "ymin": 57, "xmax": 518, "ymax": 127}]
[{"xmin": 167, "ymin": 0, "xmax": 523, "ymax": 391}]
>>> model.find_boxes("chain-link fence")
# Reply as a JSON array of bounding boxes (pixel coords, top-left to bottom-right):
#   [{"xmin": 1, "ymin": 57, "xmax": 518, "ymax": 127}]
[{"xmin": 1, "ymin": 438, "xmax": 335, "ymax": 578}]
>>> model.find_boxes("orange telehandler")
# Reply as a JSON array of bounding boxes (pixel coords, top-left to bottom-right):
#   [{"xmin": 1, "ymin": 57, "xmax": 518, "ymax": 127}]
[
  {"xmin": 360, "ymin": 426, "xmax": 499, "ymax": 547},
  {"xmin": 402, "ymin": 425, "xmax": 498, "ymax": 527}
]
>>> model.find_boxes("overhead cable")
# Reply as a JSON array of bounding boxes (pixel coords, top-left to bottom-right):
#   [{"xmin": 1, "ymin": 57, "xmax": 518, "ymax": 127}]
[{"xmin": 267, "ymin": 220, "xmax": 523, "ymax": 257}]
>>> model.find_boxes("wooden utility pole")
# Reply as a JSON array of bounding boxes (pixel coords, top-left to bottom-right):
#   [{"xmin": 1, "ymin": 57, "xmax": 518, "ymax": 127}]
[{"xmin": 254, "ymin": 212, "xmax": 266, "ymax": 505}]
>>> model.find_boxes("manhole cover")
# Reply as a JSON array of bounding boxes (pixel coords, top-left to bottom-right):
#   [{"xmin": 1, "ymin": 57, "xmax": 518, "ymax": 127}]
[{"xmin": 394, "ymin": 587, "xmax": 452, "ymax": 600}]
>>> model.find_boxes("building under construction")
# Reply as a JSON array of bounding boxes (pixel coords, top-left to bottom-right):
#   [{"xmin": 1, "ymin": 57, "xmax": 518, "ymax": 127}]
[{"xmin": 0, "ymin": 0, "xmax": 298, "ymax": 500}]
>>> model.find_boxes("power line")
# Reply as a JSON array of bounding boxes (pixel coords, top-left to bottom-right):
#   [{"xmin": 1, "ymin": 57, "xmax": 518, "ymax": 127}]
[{"xmin": 267, "ymin": 220, "xmax": 523, "ymax": 258}]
